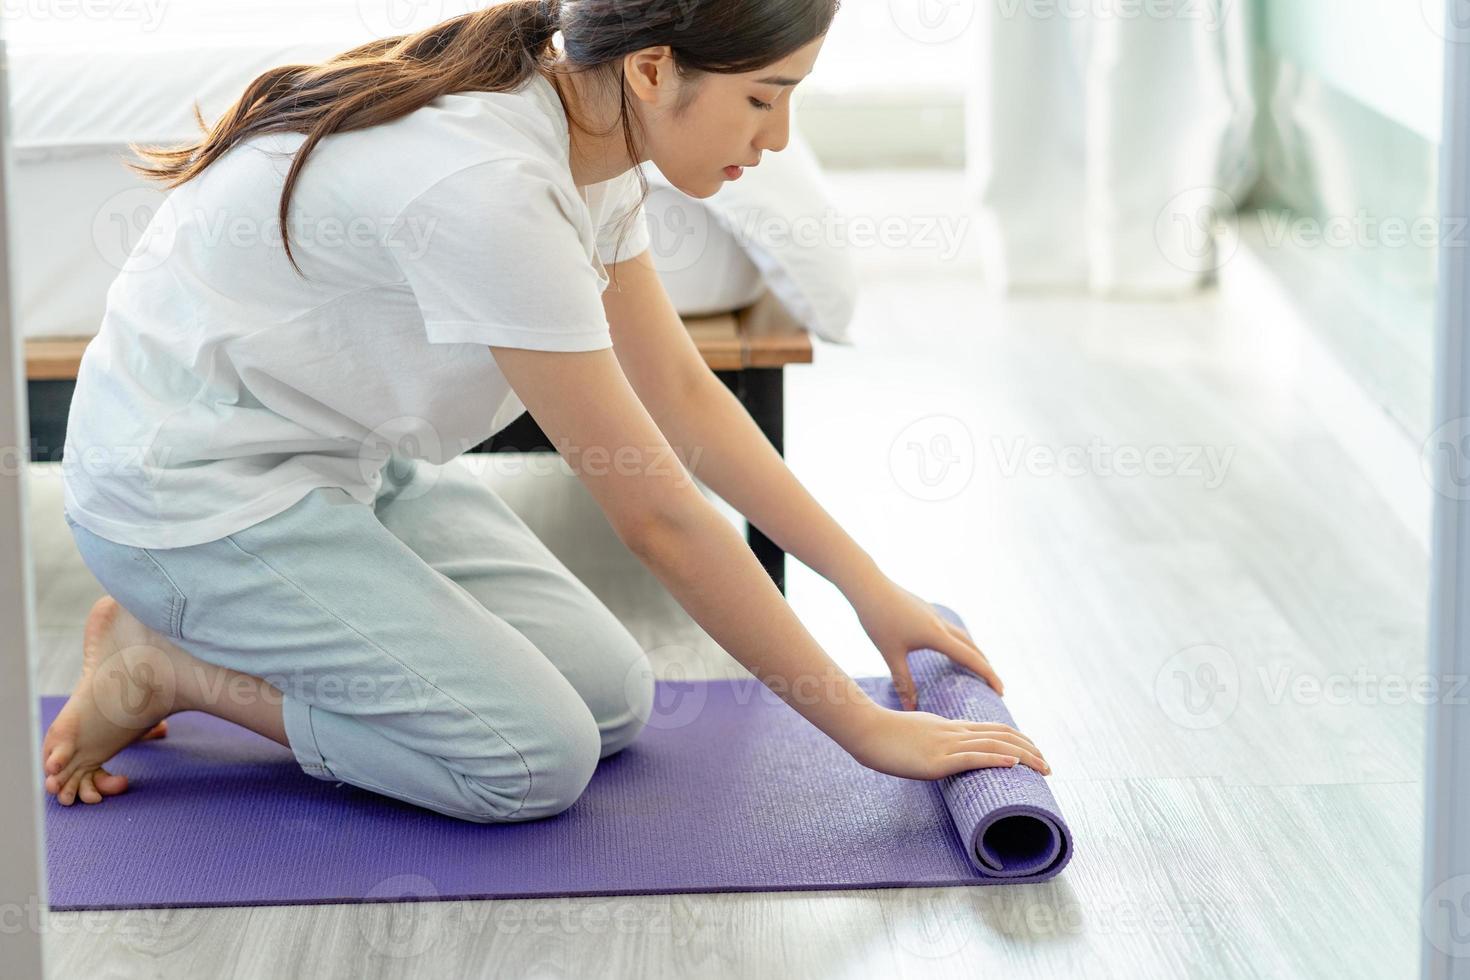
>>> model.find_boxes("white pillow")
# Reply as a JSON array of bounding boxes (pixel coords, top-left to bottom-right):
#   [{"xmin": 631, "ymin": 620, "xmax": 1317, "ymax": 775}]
[{"xmin": 640, "ymin": 128, "xmax": 858, "ymax": 345}]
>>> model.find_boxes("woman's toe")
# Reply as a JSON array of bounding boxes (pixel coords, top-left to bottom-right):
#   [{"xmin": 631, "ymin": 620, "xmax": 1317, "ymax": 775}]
[
  {"xmin": 78, "ymin": 772, "xmax": 101, "ymax": 804},
  {"xmin": 58, "ymin": 771, "xmax": 83, "ymax": 806},
  {"xmin": 142, "ymin": 720, "xmax": 169, "ymax": 740},
  {"xmin": 45, "ymin": 743, "xmax": 72, "ymax": 775},
  {"xmin": 93, "ymin": 769, "xmax": 129, "ymax": 796}
]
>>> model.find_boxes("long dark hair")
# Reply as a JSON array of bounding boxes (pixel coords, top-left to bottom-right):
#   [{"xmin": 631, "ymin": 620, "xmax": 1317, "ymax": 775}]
[{"xmin": 127, "ymin": 0, "xmax": 839, "ymax": 280}]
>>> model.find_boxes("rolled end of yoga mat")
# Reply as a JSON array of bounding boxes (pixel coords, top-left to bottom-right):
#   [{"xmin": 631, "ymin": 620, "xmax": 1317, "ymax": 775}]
[{"xmin": 904, "ymin": 603, "xmax": 1075, "ymax": 882}]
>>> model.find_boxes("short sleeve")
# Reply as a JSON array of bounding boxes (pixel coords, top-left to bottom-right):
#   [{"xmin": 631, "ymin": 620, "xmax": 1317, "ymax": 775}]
[
  {"xmin": 388, "ymin": 158, "xmax": 614, "ymax": 351},
  {"xmin": 592, "ymin": 167, "xmax": 652, "ymax": 266}
]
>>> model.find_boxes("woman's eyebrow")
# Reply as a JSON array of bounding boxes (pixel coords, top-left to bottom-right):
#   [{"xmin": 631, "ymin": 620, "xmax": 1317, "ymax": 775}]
[{"xmin": 755, "ymin": 74, "xmax": 808, "ymax": 86}]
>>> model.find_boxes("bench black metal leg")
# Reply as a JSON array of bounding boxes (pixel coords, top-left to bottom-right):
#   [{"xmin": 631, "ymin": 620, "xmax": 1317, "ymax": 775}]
[
  {"xmin": 718, "ymin": 368, "xmax": 787, "ymax": 596},
  {"xmin": 27, "ymin": 380, "xmax": 74, "ymax": 464}
]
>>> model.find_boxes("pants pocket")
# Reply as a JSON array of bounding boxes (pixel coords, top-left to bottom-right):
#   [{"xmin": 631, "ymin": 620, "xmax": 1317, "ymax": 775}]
[{"xmin": 67, "ymin": 522, "xmax": 188, "ymax": 641}]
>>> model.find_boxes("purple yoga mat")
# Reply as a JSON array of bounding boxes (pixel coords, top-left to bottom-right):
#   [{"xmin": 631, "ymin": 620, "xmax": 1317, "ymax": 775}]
[{"xmin": 41, "ymin": 603, "xmax": 1072, "ymax": 909}]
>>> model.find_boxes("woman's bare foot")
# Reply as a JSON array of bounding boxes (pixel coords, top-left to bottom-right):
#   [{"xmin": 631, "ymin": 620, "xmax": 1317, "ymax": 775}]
[{"xmin": 42, "ymin": 596, "xmax": 197, "ymax": 805}]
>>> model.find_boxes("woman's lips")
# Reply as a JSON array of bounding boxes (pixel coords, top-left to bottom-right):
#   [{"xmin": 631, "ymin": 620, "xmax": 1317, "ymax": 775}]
[{"xmin": 723, "ymin": 165, "xmax": 744, "ymax": 180}]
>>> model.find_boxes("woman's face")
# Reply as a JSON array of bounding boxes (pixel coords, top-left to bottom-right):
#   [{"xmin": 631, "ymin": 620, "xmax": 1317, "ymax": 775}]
[{"xmin": 630, "ymin": 35, "xmax": 825, "ymax": 199}]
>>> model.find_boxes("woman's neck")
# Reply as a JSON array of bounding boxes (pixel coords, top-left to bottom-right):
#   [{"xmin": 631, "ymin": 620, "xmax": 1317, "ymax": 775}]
[{"xmin": 543, "ymin": 65, "xmax": 641, "ymax": 188}]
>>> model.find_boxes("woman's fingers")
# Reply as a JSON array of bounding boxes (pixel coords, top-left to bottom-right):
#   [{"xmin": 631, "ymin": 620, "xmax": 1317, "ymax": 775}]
[
  {"xmin": 954, "ymin": 724, "xmax": 1041, "ymax": 756},
  {"xmin": 944, "ymin": 752, "xmax": 1021, "ymax": 776},
  {"xmin": 954, "ymin": 721, "xmax": 1040, "ymax": 755},
  {"xmin": 938, "ymin": 626, "xmax": 1004, "ymax": 694},
  {"xmin": 954, "ymin": 732, "xmax": 1044, "ymax": 760},
  {"xmin": 942, "ymin": 617, "xmax": 984, "ymax": 655},
  {"xmin": 951, "ymin": 726, "xmax": 1045, "ymax": 757},
  {"xmin": 953, "ymin": 734, "xmax": 1050, "ymax": 773}
]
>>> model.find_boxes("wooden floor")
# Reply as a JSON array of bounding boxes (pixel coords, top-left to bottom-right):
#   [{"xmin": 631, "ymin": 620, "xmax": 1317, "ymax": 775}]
[{"xmin": 26, "ymin": 171, "xmax": 1428, "ymax": 979}]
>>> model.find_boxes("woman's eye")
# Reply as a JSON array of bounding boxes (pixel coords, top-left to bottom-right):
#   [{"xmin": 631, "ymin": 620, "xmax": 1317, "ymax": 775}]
[{"xmin": 749, "ymin": 97, "xmax": 774, "ymax": 111}]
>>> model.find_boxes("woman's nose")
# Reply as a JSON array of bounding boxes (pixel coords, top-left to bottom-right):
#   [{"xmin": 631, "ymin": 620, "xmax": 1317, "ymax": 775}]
[{"xmin": 758, "ymin": 106, "xmax": 792, "ymax": 154}]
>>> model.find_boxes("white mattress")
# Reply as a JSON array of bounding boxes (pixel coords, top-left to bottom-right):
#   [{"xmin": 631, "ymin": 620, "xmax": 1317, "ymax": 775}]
[{"xmin": 5, "ymin": 0, "xmax": 853, "ymax": 342}]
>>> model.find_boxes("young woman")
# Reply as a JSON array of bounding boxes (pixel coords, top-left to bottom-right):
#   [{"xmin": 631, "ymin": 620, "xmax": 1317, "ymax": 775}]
[{"xmin": 42, "ymin": 0, "xmax": 1050, "ymax": 819}]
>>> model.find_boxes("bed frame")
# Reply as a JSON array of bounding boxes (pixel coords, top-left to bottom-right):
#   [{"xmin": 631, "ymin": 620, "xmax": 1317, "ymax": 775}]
[{"xmin": 24, "ymin": 288, "xmax": 812, "ymax": 594}]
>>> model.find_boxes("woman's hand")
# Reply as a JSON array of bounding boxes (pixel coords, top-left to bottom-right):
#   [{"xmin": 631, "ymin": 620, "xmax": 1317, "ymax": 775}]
[
  {"xmin": 840, "ymin": 705, "xmax": 1051, "ymax": 780},
  {"xmin": 850, "ymin": 577, "xmax": 1004, "ymax": 710}
]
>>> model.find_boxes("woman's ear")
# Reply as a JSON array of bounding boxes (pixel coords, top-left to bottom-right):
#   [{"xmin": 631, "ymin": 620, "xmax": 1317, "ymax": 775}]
[{"xmin": 624, "ymin": 45, "xmax": 677, "ymax": 106}]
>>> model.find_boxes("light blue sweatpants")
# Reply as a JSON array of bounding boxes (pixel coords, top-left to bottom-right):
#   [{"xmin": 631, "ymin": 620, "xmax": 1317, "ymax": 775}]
[{"xmin": 64, "ymin": 455, "xmax": 656, "ymax": 823}]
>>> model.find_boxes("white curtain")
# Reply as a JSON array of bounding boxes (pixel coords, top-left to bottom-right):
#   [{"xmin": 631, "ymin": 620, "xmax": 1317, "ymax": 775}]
[{"xmin": 964, "ymin": 0, "xmax": 1258, "ymax": 296}]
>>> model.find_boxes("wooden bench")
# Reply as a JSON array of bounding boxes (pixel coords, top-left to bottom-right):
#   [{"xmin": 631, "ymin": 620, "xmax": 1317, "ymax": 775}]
[{"xmin": 25, "ymin": 288, "xmax": 813, "ymax": 593}]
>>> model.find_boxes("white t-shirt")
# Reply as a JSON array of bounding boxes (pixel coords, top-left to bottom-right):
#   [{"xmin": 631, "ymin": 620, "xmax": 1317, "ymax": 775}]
[{"xmin": 61, "ymin": 70, "xmax": 651, "ymax": 549}]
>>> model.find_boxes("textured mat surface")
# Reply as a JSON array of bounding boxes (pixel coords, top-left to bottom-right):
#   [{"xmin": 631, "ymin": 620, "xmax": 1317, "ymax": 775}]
[{"xmin": 41, "ymin": 603, "xmax": 1072, "ymax": 909}]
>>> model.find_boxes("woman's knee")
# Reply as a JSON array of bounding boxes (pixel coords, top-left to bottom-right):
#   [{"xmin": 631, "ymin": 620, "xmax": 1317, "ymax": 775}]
[
  {"xmin": 598, "ymin": 643, "xmax": 655, "ymax": 757},
  {"xmin": 458, "ymin": 698, "xmax": 603, "ymax": 823}
]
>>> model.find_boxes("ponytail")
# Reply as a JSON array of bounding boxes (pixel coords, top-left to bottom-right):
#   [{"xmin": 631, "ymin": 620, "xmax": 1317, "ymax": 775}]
[{"xmin": 128, "ymin": 0, "xmax": 563, "ymax": 276}]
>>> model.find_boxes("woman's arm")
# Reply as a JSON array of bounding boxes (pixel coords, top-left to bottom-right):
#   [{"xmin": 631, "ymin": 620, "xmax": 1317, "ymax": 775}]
[
  {"xmin": 490, "ymin": 342, "xmax": 1047, "ymax": 780},
  {"xmin": 600, "ymin": 250, "xmax": 1010, "ymax": 711},
  {"xmin": 599, "ymin": 249, "xmax": 882, "ymax": 600}
]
